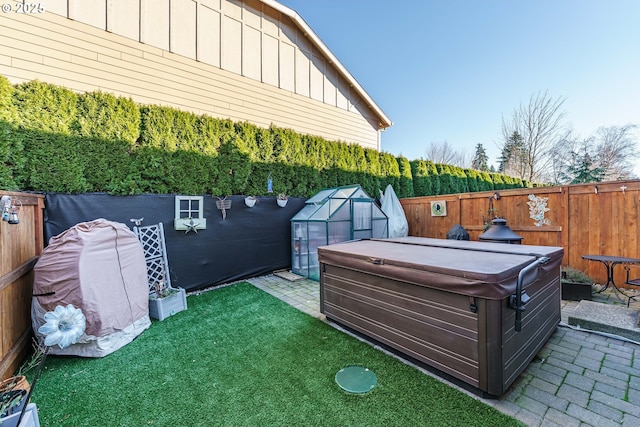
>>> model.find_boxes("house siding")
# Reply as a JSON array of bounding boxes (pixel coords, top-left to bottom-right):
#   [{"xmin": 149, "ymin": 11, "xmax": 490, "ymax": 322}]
[{"xmin": 0, "ymin": 0, "xmax": 384, "ymax": 150}]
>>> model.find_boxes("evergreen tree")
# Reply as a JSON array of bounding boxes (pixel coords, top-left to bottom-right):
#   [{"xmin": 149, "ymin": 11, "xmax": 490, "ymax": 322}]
[
  {"xmin": 498, "ymin": 131, "xmax": 526, "ymax": 176},
  {"xmin": 471, "ymin": 143, "xmax": 489, "ymax": 171},
  {"xmin": 410, "ymin": 160, "xmax": 429, "ymax": 196},
  {"xmin": 0, "ymin": 76, "xmax": 21, "ymax": 189},
  {"xmin": 425, "ymin": 161, "xmax": 440, "ymax": 195},
  {"xmin": 435, "ymin": 163, "xmax": 453, "ymax": 194},
  {"xmin": 395, "ymin": 156, "xmax": 414, "ymax": 198},
  {"xmin": 561, "ymin": 151, "xmax": 606, "ymax": 183},
  {"xmin": 464, "ymin": 168, "xmax": 480, "ymax": 192}
]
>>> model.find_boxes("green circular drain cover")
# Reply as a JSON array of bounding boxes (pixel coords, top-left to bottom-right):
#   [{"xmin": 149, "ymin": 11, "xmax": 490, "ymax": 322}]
[{"xmin": 335, "ymin": 366, "xmax": 377, "ymax": 394}]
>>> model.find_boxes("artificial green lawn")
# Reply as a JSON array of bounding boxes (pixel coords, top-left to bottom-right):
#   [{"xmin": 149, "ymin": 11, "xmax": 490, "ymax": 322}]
[{"xmin": 30, "ymin": 282, "xmax": 523, "ymax": 426}]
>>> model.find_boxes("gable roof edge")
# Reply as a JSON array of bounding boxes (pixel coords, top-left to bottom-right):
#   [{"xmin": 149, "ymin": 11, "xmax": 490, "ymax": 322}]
[{"xmin": 261, "ymin": 0, "xmax": 392, "ymax": 130}]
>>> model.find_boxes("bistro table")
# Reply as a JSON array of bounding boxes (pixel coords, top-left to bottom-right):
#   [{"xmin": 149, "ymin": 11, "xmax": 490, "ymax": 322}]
[{"xmin": 582, "ymin": 255, "xmax": 640, "ymax": 303}]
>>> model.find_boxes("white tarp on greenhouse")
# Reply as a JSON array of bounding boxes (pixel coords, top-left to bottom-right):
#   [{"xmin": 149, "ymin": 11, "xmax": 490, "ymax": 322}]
[{"xmin": 380, "ymin": 184, "xmax": 409, "ymax": 238}]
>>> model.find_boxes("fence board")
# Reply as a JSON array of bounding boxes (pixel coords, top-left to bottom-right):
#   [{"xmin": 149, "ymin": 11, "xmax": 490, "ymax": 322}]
[
  {"xmin": 0, "ymin": 191, "xmax": 44, "ymax": 380},
  {"xmin": 400, "ymin": 180, "xmax": 640, "ymax": 288}
]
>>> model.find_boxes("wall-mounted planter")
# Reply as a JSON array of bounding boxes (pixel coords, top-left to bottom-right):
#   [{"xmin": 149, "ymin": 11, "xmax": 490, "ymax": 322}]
[
  {"xmin": 174, "ymin": 218, "xmax": 206, "ymax": 232},
  {"xmin": 277, "ymin": 198, "xmax": 288, "ymax": 208},
  {"xmin": 245, "ymin": 197, "xmax": 257, "ymax": 207},
  {"xmin": 149, "ymin": 288, "xmax": 187, "ymax": 321},
  {"xmin": 216, "ymin": 197, "xmax": 232, "ymax": 219}
]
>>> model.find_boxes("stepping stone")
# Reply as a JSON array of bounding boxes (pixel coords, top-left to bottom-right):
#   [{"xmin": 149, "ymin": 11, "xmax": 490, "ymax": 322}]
[
  {"xmin": 568, "ymin": 300, "xmax": 640, "ymax": 341},
  {"xmin": 273, "ymin": 269, "xmax": 305, "ymax": 281}
]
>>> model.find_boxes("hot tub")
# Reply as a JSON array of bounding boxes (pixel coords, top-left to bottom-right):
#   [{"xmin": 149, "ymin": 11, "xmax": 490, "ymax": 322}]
[{"xmin": 318, "ymin": 237, "xmax": 563, "ymax": 397}]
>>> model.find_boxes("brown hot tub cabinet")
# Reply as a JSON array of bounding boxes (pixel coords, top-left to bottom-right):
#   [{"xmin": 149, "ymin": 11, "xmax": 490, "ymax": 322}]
[{"xmin": 318, "ymin": 237, "xmax": 563, "ymax": 397}]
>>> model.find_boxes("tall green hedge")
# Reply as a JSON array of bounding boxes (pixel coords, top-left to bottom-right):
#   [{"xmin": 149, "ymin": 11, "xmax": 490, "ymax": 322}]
[
  {"xmin": 0, "ymin": 77, "xmax": 21, "ymax": 189},
  {"xmin": 0, "ymin": 76, "xmax": 530, "ymax": 198}
]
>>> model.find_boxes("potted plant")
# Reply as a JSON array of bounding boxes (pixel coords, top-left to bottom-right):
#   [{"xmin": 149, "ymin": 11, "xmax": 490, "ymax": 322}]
[
  {"xmin": 0, "ymin": 376, "xmax": 29, "ymax": 396},
  {"xmin": 244, "ymin": 196, "xmax": 257, "ymax": 208},
  {"xmin": 149, "ymin": 280, "xmax": 187, "ymax": 321},
  {"xmin": 277, "ymin": 193, "xmax": 288, "ymax": 208},
  {"xmin": 2, "ymin": 304, "xmax": 86, "ymax": 427},
  {"xmin": 0, "ymin": 339, "xmax": 46, "ymax": 402},
  {"xmin": 561, "ymin": 266, "xmax": 594, "ymax": 301},
  {"xmin": 0, "ymin": 372, "xmax": 32, "ymax": 426},
  {"xmin": 0, "ymin": 389, "xmax": 29, "ymax": 426}
]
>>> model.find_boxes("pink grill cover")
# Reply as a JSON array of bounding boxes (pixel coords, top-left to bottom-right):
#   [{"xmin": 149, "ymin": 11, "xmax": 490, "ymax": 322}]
[{"xmin": 32, "ymin": 219, "xmax": 150, "ymax": 356}]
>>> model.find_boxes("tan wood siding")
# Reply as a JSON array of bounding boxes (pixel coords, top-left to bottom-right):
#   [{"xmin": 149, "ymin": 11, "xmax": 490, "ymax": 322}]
[
  {"xmin": 243, "ymin": 24, "xmax": 262, "ymax": 80},
  {"xmin": 262, "ymin": 33, "xmax": 279, "ymax": 87},
  {"xmin": 197, "ymin": 4, "xmax": 222, "ymax": 67},
  {"xmin": 69, "ymin": 0, "xmax": 105, "ymax": 29},
  {"xmin": 45, "ymin": 0, "xmax": 68, "ymax": 16},
  {"xmin": 0, "ymin": 1, "xmax": 382, "ymax": 150},
  {"xmin": 279, "ymin": 41, "xmax": 295, "ymax": 92},
  {"xmin": 141, "ymin": 0, "xmax": 170, "ymax": 50},
  {"xmin": 107, "ymin": 0, "xmax": 141, "ymax": 41},
  {"xmin": 294, "ymin": 48, "xmax": 310, "ymax": 97},
  {"xmin": 171, "ymin": 0, "xmax": 198, "ymax": 59}
]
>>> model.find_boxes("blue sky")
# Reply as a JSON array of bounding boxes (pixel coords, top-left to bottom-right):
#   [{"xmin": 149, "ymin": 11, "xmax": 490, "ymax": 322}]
[{"xmin": 277, "ymin": 0, "xmax": 640, "ymax": 174}]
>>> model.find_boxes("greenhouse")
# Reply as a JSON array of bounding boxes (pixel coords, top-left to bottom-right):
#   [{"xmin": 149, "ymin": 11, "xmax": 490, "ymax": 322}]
[{"xmin": 291, "ymin": 185, "xmax": 389, "ymax": 280}]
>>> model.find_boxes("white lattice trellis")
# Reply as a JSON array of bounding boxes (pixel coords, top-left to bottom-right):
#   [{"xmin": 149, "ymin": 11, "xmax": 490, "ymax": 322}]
[{"xmin": 133, "ymin": 222, "xmax": 172, "ymax": 295}]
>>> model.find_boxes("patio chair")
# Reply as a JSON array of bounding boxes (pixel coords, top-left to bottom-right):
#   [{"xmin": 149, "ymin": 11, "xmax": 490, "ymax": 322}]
[{"xmin": 623, "ymin": 264, "xmax": 640, "ymax": 307}]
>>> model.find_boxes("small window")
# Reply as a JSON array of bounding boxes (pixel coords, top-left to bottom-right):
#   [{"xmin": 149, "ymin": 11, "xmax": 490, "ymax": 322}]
[{"xmin": 174, "ymin": 196, "xmax": 206, "ymax": 231}]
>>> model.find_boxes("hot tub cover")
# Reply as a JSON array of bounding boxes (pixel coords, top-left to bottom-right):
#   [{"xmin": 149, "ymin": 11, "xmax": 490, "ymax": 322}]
[
  {"xmin": 318, "ymin": 237, "xmax": 563, "ymax": 300},
  {"xmin": 32, "ymin": 218, "xmax": 151, "ymax": 357}
]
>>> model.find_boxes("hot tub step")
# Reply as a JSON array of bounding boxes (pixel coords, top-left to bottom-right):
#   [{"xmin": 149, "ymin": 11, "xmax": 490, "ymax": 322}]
[{"xmin": 568, "ymin": 300, "xmax": 640, "ymax": 341}]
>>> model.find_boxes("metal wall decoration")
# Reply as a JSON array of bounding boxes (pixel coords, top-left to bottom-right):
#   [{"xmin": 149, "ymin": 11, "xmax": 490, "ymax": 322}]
[
  {"xmin": 430, "ymin": 200, "xmax": 447, "ymax": 217},
  {"xmin": 527, "ymin": 194, "xmax": 551, "ymax": 226}
]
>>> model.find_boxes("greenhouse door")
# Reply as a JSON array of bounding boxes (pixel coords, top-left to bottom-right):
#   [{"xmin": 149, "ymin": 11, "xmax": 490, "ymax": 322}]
[{"xmin": 352, "ymin": 200, "xmax": 372, "ymax": 239}]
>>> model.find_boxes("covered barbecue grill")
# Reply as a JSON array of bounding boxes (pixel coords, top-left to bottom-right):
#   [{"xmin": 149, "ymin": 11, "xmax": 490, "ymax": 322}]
[{"xmin": 318, "ymin": 237, "xmax": 563, "ymax": 397}]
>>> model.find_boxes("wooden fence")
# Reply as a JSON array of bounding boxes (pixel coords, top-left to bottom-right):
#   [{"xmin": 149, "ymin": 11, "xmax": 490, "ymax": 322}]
[
  {"xmin": 400, "ymin": 180, "xmax": 640, "ymax": 288},
  {"xmin": 0, "ymin": 191, "xmax": 44, "ymax": 380}
]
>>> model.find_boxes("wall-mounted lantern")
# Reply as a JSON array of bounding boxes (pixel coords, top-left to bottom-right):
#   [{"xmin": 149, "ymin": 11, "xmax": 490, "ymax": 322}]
[
  {"xmin": 1, "ymin": 196, "xmax": 20, "ymax": 224},
  {"xmin": 1, "ymin": 196, "xmax": 10, "ymax": 221}
]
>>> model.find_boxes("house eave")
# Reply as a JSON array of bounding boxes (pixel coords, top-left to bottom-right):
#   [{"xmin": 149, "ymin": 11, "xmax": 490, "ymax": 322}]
[{"xmin": 261, "ymin": 0, "xmax": 393, "ymax": 130}]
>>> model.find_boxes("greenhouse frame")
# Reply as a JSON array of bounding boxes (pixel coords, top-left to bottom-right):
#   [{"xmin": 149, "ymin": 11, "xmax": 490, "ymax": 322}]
[{"xmin": 291, "ymin": 185, "xmax": 389, "ymax": 280}]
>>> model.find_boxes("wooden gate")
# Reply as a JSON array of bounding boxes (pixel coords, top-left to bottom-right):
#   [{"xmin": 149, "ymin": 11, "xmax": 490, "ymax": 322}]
[{"xmin": 0, "ymin": 191, "xmax": 44, "ymax": 380}]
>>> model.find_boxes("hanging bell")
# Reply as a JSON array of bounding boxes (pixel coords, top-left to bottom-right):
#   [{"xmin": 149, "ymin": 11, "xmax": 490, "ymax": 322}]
[{"xmin": 8, "ymin": 211, "xmax": 19, "ymax": 224}]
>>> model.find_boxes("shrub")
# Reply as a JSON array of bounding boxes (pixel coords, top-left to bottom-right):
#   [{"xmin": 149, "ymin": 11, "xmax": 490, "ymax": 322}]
[
  {"xmin": 0, "ymin": 76, "xmax": 21, "ymax": 189},
  {"xmin": 0, "ymin": 78, "xmax": 529, "ymax": 197}
]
